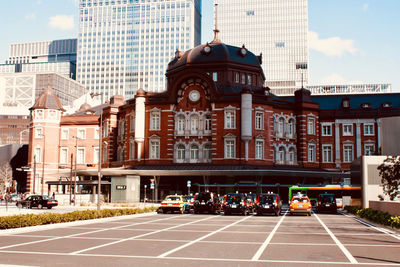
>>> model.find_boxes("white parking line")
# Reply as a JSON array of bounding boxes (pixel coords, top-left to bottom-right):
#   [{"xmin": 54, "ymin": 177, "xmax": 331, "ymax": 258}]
[
  {"xmin": 70, "ymin": 215, "xmax": 216, "ymax": 255},
  {"xmin": 251, "ymin": 211, "xmax": 287, "ymax": 261},
  {"xmin": 314, "ymin": 212, "xmax": 358, "ymax": 264},
  {"xmin": 0, "ymin": 214, "xmax": 184, "ymax": 250},
  {"xmin": 157, "ymin": 215, "xmax": 253, "ymax": 258}
]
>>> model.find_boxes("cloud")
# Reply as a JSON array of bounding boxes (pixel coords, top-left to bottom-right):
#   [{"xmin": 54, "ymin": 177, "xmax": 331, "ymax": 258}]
[
  {"xmin": 309, "ymin": 31, "xmax": 357, "ymax": 56},
  {"xmin": 25, "ymin": 13, "xmax": 36, "ymax": 21},
  {"xmin": 363, "ymin": 3, "xmax": 369, "ymax": 11},
  {"xmin": 319, "ymin": 74, "xmax": 363, "ymax": 85},
  {"xmin": 48, "ymin": 15, "xmax": 75, "ymax": 30}
]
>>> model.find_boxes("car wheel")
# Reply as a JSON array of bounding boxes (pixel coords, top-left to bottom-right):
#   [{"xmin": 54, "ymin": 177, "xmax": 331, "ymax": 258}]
[{"xmin": 157, "ymin": 208, "xmax": 163, "ymax": 214}]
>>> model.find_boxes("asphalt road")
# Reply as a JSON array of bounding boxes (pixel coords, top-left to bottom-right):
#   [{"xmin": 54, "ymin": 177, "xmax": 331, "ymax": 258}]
[{"xmin": 0, "ymin": 210, "xmax": 399, "ymax": 266}]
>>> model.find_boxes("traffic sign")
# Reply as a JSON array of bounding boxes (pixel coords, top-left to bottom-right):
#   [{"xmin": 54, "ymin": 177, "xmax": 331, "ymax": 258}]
[
  {"xmin": 187, "ymin": 180, "xmax": 191, "ymax": 187},
  {"xmin": 150, "ymin": 182, "xmax": 154, "ymax": 189}
]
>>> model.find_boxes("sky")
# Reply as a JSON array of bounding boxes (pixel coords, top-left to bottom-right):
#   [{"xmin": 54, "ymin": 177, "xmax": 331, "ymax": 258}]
[{"xmin": 0, "ymin": 0, "xmax": 399, "ymax": 91}]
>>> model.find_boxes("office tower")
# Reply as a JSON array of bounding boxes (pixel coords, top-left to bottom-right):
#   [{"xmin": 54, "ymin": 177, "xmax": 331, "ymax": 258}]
[
  {"xmin": 77, "ymin": 0, "xmax": 202, "ymax": 100},
  {"xmin": 1, "ymin": 39, "xmax": 77, "ymax": 79},
  {"xmin": 217, "ymin": 0, "xmax": 308, "ymax": 92}
]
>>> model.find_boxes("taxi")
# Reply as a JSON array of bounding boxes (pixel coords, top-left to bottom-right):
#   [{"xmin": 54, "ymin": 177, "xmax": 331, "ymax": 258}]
[
  {"xmin": 158, "ymin": 195, "xmax": 189, "ymax": 214},
  {"xmin": 289, "ymin": 194, "xmax": 312, "ymax": 216}
]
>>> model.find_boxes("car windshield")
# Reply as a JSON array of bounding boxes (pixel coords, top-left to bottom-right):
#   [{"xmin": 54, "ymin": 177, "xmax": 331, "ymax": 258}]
[
  {"xmin": 165, "ymin": 196, "xmax": 181, "ymax": 201},
  {"xmin": 196, "ymin": 192, "xmax": 212, "ymax": 201},
  {"xmin": 226, "ymin": 195, "xmax": 242, "ymax": 203},
  {"xmin": 292, "ymin": 197, "xmax": 309, "ymax": 203},
  {"xmin": 260, "ymin": 195, "xmax": 275, "ymax": 204},
  {"xmin": 321, "ymin": 195, "xmax": 335, "ymax": 203},
  {"xmin": 42, "ymin": 196, "xmax": 49, "ymax": 200}
]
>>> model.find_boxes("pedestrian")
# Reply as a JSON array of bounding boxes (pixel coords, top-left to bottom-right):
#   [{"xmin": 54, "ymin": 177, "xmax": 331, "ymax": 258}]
[{"xmin": 52, "ymin": 192, "xmax": 55, "ymax": 200}]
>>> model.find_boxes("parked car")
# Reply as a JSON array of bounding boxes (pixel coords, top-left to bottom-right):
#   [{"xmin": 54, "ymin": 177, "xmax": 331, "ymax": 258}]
[
  {"xmin": 223, "ymin": 193, "xmax": 248, "ymax": 215},
  {"xmin": 255, "ymin": 193, "xmax": 282, "ymax": 216},
  {"xmin": 193, "ymin": 192, "xmax": 221, "ymax": 214},
  {"xmin": 317, "ymin": 193, "xmax": 337, "ymax": 213},
  {"xmin": 158, "ymin": 195, "xmax": 189, "ymax": 214},
  {"xmin": 246, "ymin": 193, "xmax": 257, "ymax": 214},
  {"xmin": 289, "ymin": 194, "xmax": 312, "ymax": 216},
  {"xmin": 16, "ymin": 195, "xmax": 58, "ymax": 209}
]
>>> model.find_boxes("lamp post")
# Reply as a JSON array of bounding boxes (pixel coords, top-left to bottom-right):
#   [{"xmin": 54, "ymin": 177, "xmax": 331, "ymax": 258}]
[
  {"xmin": 91, "ymin": 92, "xmax": 103, "ymax": 210},
  {"xmin": 73, "ymin": 135, "xmax": 81, "ymax": 206},
  {"xmin": 32, "ymin": 155, "xmax": 36, "ymax": 194},
  {"xmin": 41, "ymin": 132, "xmax": 45, "ymax": 195}
]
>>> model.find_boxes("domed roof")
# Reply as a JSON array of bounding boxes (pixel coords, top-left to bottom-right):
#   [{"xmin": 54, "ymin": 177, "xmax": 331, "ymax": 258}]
[
  {"xmin": 30, "ymin": 86, "xmax": 65, "ymax": 111},
  {"xmin": 167, "ymin": 42, "xmax": 262, "ymax": 73}
]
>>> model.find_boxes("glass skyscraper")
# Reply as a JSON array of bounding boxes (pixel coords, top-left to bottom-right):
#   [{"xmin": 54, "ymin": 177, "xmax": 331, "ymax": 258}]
[
  {"xmin": 77, "ymin": 0, "xmax": 202, "ymax": 100},
  {"xmin": 217, "ymin": 0, "xmax": 308, "ymax": 92}
]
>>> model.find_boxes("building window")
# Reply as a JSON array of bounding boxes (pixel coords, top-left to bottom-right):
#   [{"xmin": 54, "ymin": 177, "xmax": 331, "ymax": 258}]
[
  {"xmin": 177, "ymin": 114, "xmax": 185, "ymax": 132},
  {"xmin": 150, "ymin": 140, "xmax": 160, "ymax": 159},
  {"xmin": 77, "ymin": 128, "xmax": 86, "ymax": 139},
  {"xmin": 321, "ymin": 124, "xmax": 332, "ymax": 136},
  {"xmin": 224, "ymin": 139, "xmax": 235, "ymax": 159},
  {"xmin": 343, "ymin": 144, "xmax": 353, "ymax": 163},
  {"xmin": 255, "ymin": 140, "xmax": 264, "ymax": 160},
  {"xmin": 241, "ymin": 73, "xmax": 246, "ymax": 84},
  {"xmin": 308, "ymin": 144, "xmax": 316, "ymax": 162},
  {"xmin": 150, "ymin": 111, "xmax": 160, "ymax": 130},
  {"xmin": 343, "ymin": 124, "xmax": 353, "ymax": 136},
  {"xmin": 288, "ymin": 118, "xmax": 295, "ymax": 137},
  {"xmin": 102, "ymin": 146, "xmax": 107, "ymax": 163},
  {"xmin": 61, "ymin": 129, "xmax": 69, "ymax": 140},
  {"xmin": 34, "ymin": 147, "xmax": 41, "ymax": 163},
  {"xmin": 288, "ymin": 147, "xmax": 296, "ymax": 165},
  {"xmin": 95, "ymin": 128, "xmax": 100, "ymax": 139},
  {"xmin": 35, "ymin": 128, "xmax": 43, "ymax": 138},
  {"xmin": 225, "ymin": 110, "xmax": 236, "ymax": 129},
  {"xmin": 77, "ymin": 147, "xmax": 85, "ymax": 164},
  {"xmin": 190, "ymin": 115, "xmax": 199, "ymax": 133},
  {"xmin": 204, "ymin": 114, "xmax": 212, "ymax": 132},
  {"xmin": 130, "ymin": 114, "xmax": 135, "ymax": 132},
  {"xmin": 275, "ymin": 42, "xmax": 285, "ymax": 48},
  {"xmin": 190, "ymin": 144, "xmax": 199, "ymax": 161},
  {"xmin": 364, "ymin": 144, "xmax": 375, "ymax": 155},
  {"xmin": 278, "ymin": 117, "xmax": 284, "ymax": 137},
  {"xmin": 94, "ymin": 147, "xmax": 100, "ymax": 164},
  {"xmin": 103, "ymin": 120, "xmax": 109, "ymax": 137},
  {"xmin": 246, "ymin": 10, "xmax": 254, "ymax": 16},
  {"xmin": 204, "ymin": 144, "xmax": 212, "ymax": 161},
  {"xmin": 129, "ymin": 142, "xmax": 135, "ymax": 160},
  {"xmin": 212, "ymin": 72, "xmax": 218, "ymax": 82},
  {"xmin": 255, "ymin": 112, "xmax": 263, "ymax": 130},
  {"xmin": 276, "ymin": 146, "xmax": 285, "ymax": 164},
  {"xmin": 176, "ymin": 144, "xmax": 185, "ymax": 161},
  {"xmin": 247, "ymin": 74, "xmax": 252, "ymax": 85},
  {"xmin": 235, "ymin": 72, "xmax": 240, "ymax": 83},
  {"xmin": 60, "ymin": 147, "xmax": 68, "ymax": 164},
  {"xmin": 307, "ymin": 118, "xmax": 315, "ymax": 135},
  {"xmin": 36, "ymin": 110, "xmax": 44, "ymax": 119},
  {"xmin": 322, "ymin": 145, "xmax": 332, "ymax": 163},
  {"xmin": 364, "ymin": 123, "xmax": 374, "ymax": 136}
]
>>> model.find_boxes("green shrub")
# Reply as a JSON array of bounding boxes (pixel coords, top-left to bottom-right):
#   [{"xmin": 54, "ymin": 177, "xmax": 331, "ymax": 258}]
[
  {"xmin": 344, "ymin": 205, "xmax": 400, "ymax": 229},
  {"xmin": 0, "ymin": 206, "xmax": 157, "ymax": 230}
]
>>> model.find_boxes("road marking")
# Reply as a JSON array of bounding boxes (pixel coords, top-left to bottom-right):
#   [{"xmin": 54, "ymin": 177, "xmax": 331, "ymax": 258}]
[
  {"xmin": 251, "ymin": 211, "xmax": 287, "ymax": 261},
  {"xmin": 0, "ymin": 214, "xmax": 184, "ymax": 250},
  {"xmin": 157, "ymin": 215, "xmax": 253, "ymax": 258},
  {"xmin": 314, "ymin": 212, "xmax": 358, "ymax": 264},
  {"xmin": 341, "ymin": 212, "xmax": 400, "ymax": 241},
  {"xmin": 2, "ymin": 250, "xmax": 400, "ymax": 266},
  {"xmin": 70, "ymin": 215, "xmax": 215, "ymax": 255}
]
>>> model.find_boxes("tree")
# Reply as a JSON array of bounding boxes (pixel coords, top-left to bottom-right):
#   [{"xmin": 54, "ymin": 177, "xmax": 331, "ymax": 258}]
[
  {"xmin": 0, "ymin": 161, "xmax": 13, "ymax": 194},
  {"xmin": 377, "ymin": 156, "xmax": 400, "ymax": 201}
]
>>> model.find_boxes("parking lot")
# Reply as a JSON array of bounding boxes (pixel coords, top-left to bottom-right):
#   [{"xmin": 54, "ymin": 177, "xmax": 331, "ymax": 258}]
[{"xmin": 0, "ymin": 210, "xmax": 399, "ymax": 266}]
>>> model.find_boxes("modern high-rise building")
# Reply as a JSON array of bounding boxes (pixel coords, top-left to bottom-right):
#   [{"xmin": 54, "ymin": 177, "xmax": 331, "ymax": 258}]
[
  {"xmin": 77, "ymin": 0, "xmax": 202, "ymax": 100},
  {"xmin": 217, "ymin": 0, "xmax": 308, "ymax": 92}
]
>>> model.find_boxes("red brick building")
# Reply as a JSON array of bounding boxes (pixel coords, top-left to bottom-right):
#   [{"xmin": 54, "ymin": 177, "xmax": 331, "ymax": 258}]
[{"xmin": 26, "ymin": 39, "xmax": 400, "ymax": 202}]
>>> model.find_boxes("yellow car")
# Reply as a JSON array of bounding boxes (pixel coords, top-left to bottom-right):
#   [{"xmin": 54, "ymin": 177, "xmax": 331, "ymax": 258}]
[
  {"xmin": 158, "ymin": 195, "xmax": 189, "ymax": 214},
  {"xmin": 289, "ymin": 195, "xmax": 312, "ymax": 216}
]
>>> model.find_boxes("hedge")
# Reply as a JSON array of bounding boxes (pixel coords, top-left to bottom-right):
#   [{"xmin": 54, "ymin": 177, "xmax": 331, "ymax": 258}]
[
  {"xmin": 344, "ymin": 206, "xmax": 400, "ymax": 229},
  {"xmin": 0, "ymin": 207, "xmax": 158, "ymax": 230}
]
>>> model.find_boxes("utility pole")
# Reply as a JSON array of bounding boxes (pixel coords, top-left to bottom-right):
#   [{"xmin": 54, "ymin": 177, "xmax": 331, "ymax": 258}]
[
  {"xmin": 41, "ymin": 132, "xmax": 45, "ymax": 195},
  {"xmin": 33, "ymin": 155, "xmax": 36, "ymax": 194},
  {"xmin": 69, "ymin": 153, "xmax": 73, "ymax": 205}
]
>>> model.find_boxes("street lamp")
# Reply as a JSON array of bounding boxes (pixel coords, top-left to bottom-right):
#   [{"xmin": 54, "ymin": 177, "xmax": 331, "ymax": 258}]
[
  {"xmin": 91, "ymin": 92, "xmax": 104, "ymax": 211},
  {"xmin": 73, "ymin": 135, "xmax": 81, "ymax": 206}
]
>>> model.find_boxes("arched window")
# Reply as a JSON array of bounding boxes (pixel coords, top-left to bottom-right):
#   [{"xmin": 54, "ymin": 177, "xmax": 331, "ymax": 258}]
[
  {"xmin": 204, "ymin": 144, "xmax": 212, "ymax": 161},
  {"xmin": 177, "ymin": 114, "xmax": 185, "ymax": 132},
  {"xmin": 277, "ymin": 146, "xmax": 285, "ymax": 164},
  {"xmin": 190, "ymin": 144, "xmax": 199, "ymax": 161},
  {"xmin": 288, "ymin": 147, "xmax": 296, "ymax": 164},
  {"xmin": 278, "ymin": 117, "xmax": 285, "ymax": 137},
  {"xmin": 190, "ymin": 115, "xmax": 199, "ymax": 133},
  {"xmin": 288, "ymin": 118, "xmax": 295, "ymax": 137},
  {"xmin": 176, "ymin": 144, "xmax": 185, "ymax": 160}
]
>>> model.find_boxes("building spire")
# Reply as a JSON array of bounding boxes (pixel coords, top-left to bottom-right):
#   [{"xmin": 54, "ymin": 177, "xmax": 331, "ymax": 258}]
[{"xmin": 212, "ymin": 3, "xmax": 221, "ymax": 44}]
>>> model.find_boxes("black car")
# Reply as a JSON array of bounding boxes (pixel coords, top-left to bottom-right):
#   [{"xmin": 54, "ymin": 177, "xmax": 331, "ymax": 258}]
[
  {"xmin": 193, "ymin": 192, "xmax": 221, "ymax": 214},
  {"xmin": 16, "ymin": 195, "xmax": 58, "ymax": 209},
  {"xmin": 223, "ymin": 193, "xmax": 248, "ymax": 215},
  {"xmin": 255, "ymin": 193, "xmax": 282, "ymax": 216},
  {"xmin": 316, "ymin": 193, "xmax": 337, "ymax": 213}
]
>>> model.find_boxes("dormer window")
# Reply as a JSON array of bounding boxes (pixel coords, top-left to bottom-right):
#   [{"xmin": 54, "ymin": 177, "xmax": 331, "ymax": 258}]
[
  {"xmin": 361, "ymin": 103, "xmax": 371, "ymax": 109},
  {"xmin": 342, "ymin": 98, "xmax": 350, "ymax": 108},
  {"xmin": 382, "ymin": 102, "xmax": 392, "ymax": 108},
  {"xmin": 235, "ymin": 72, "xmax": 240, "ymax": 83}
]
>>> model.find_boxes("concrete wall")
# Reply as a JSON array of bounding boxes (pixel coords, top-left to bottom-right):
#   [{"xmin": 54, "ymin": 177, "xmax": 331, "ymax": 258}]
[
  {"xmin": 111, "ymin": 176, "xmax": 140, "ymax": 203},
  {"xmin": 381, "ymin": 116, "xmax": 400, "ymax": 155},
  {"xmin": 369, "ymin": 201, "xmax": 400, "ymax": 216}
]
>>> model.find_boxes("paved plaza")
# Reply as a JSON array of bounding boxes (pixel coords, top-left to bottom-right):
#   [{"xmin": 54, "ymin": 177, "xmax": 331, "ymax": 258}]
[{"xmin": 0, "ymin": 210, "xmax": 399, "ymax": 266}]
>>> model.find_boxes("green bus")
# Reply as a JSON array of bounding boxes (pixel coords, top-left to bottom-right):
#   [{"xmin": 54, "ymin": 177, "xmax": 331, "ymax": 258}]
[{"xmin": 288, "ymin": 186, "xmax": 361, "ymax": 208}]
